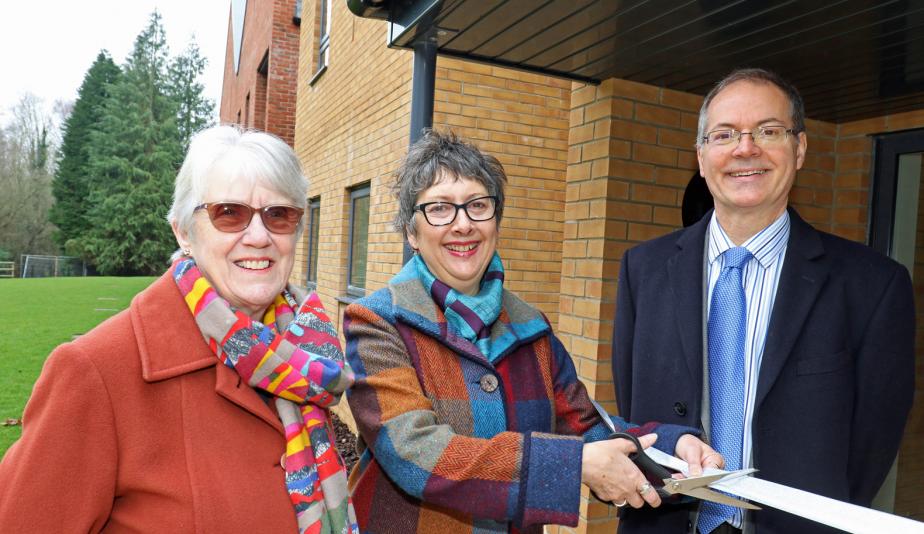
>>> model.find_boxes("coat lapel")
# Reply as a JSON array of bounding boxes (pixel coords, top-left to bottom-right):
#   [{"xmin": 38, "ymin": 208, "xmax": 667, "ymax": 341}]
[
  {"xmin": 755, "ymin": 209, "xmax": 828, "ymax": 409},
  {"xmin": 133, "ymin": 271, "xmax": 284, "ymax": 435},
  {"xmin": 667, "ymin": 215, "xmax": 709, "ymax": 386},
  {"xmin": 213, "ymin": 363, "xmax": 285, "ymax": 434}
]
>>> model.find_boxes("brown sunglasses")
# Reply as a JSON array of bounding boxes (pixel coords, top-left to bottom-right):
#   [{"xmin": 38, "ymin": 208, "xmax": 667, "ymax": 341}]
[{"xmin": 194, "ymin": 202, "xmax": 304, "ymax": 234}]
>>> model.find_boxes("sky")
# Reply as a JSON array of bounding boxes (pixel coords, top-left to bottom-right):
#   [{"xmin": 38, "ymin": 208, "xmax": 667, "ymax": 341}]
[{"xmin": 0, "ymin": 0, "xmax": 231, "ymax": 124}]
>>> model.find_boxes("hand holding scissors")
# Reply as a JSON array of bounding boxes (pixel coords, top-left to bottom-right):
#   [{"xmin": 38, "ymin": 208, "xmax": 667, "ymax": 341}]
[{"xmin": 608, "ymin": 431, "xmax": 759, "ymax": 510}]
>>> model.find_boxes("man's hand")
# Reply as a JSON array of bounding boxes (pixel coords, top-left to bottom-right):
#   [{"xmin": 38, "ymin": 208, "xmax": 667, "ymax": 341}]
[{"xmin": 675, "ymin": 434, "xmax": 725, "ymax": 476}]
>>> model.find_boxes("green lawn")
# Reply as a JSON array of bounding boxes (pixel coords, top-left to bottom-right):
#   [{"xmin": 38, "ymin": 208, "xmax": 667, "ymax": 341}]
[{"xmin": 0, "ymin": 276, "xmax": 156, "ymax": 454}]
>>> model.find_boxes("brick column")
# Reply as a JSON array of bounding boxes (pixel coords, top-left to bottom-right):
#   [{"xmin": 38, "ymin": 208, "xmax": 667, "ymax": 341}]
[{"xmin": 552, "ymin": 78, "xmax": 703, "ymax": 533}]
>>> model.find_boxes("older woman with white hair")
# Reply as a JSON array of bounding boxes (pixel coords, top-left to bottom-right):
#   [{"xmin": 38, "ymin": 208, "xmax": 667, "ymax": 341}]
[{"xmin": 0, "ymin": 126, "xmax": 358, "ymax": 534}]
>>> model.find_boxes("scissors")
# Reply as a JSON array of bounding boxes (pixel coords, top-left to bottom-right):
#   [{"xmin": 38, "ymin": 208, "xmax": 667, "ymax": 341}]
[
  {"xmin": 589, "ymin": 400, "xmax": 758, "ymax": 509},
  {"xmin": 608, "ymin": 431, "xmax": 760, "ymax": 510}
]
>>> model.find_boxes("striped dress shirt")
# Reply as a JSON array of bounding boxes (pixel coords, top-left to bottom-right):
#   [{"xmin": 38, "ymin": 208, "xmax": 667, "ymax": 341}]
[{"xmin": 705, "ymin": 210, "xmax": 790, "ymax": 529}]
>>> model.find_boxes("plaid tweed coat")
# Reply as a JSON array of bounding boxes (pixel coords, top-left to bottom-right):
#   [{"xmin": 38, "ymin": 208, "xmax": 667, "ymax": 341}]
[{"xmin": 343, "ymin": 262, "xmax": 691, "ymax": 533}]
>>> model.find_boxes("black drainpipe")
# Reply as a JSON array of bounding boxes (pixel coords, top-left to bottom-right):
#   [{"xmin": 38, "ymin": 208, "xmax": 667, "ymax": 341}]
[{"xmin": 403, "ymin": 36, "xmax": 437, "ymax": 264}]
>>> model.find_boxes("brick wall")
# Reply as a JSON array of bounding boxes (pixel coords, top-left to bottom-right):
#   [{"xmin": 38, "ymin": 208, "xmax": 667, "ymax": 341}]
[
  {"xmin": 293, "ymin": 0, "xmax": 412, "ymax": 328},
  {"xmin": 266, "ymin": 0, "xmax": 300, "ymax": 144},
  {"xmin": 293, "ymin": 5, "xmax": 573, "ymax": 330},
  {"xmin": 219, "ymin": 0, "xmax": 299, "ymax": 146},
  {"xmin": 433, "ymin": 57, "xmax": 571, "ymax": 324}
]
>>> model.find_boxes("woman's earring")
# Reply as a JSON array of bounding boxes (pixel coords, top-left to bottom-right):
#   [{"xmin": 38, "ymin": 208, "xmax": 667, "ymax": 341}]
[{"xmin": 183, "ymin": 248, "xmax": 191, "ymax": 256}]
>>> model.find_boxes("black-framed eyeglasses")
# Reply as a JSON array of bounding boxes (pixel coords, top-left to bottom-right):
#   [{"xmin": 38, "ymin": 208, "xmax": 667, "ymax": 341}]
[
  {"xmin": 702, "ymin": 125, "xmax": 800, "ymax": 146},
  {"xmin": 194, "ymin": 202, "xmax": 304, "ymax": 234},
  {"xmin": 413, "ymin": 195, "xmax": 498, "ymax": 226}
]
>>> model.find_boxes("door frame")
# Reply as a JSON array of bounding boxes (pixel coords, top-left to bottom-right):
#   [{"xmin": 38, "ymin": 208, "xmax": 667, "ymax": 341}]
[{"xmin": 868, "ymin": 128, "xmax": 924, "ymax": 254}]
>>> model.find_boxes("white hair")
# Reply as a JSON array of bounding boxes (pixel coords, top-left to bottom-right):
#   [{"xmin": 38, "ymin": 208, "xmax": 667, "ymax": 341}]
[{"xmin": 167, "ymin": 125, "xmax": 308, "ymax": 261}]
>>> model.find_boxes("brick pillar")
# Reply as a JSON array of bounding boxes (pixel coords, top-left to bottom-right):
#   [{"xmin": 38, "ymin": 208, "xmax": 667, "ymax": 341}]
[
  {"xmin": 553, "ymin": 79, "xmax": 631, "ymax": 533},
  {"xmin": 552, "ymin": 78, "xmax": 703, "ymax": 533}
]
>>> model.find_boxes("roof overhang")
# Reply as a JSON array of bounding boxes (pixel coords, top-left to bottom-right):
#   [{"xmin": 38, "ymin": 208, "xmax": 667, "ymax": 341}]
[{"xmin": 349, "ymin": 0, "xmax": 924, "ymax": 123}]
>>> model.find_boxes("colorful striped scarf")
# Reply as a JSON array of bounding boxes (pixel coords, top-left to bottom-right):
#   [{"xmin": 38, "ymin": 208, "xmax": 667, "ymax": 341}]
[
  {"xmin": 412, "ymin": 252, "xmax": 506, "ymax": 361},
  {"xmin": 173, "ymin": 259, "xmax": 358, "ymax": 534}
]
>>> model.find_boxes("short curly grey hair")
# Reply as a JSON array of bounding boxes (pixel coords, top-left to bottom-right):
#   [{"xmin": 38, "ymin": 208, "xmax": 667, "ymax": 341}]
[
  {"xmin": 393, "ymin": 130, "xmax": 507, "ymax": 236},
  {"xmin": 167, "ymin": 125, "xmax": 308, "ymax": 261},
  {"xmin": 696, "ymin": 68, "xmax": 806, "ymax": 148}
]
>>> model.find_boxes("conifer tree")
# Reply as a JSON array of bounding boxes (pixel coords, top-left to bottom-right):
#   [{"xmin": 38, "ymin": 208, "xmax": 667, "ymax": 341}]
[
  {"xmin": 76, "ymin": 11, "xmax": 183, "ymax": 275},
  {"xmin": 169, "ymin": 41, "xmax": 215, "ymax": 151},
  {"xmin": 50, "ymin": 51, "xmax": 121, "ymax": 249}
]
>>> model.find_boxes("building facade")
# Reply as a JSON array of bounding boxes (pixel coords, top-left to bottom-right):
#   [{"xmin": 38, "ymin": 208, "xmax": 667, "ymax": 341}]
[
  {"xmin": 222, "ymin": 1, "xmax": 924, "ymax": 530},
  {"xmin": 220, "ymin": 0, "xmax": 301, "ymax": 145}
]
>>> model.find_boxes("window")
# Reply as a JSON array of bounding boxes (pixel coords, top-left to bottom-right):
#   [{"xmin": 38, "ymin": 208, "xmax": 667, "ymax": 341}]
[
  {"xmin": 305, "ymin": 198, "xmax": 320, "ymax": 288},
  {"xmin": 310, "ymin": 0, "xmax": 331, "ymax": 84},
  {"xmin": 347, "ymin": 185, "xmax": 370, "ymax": 296},
  {"xmin": 244, "ymin": 92, "xmax": 250, "ymax": 127}
]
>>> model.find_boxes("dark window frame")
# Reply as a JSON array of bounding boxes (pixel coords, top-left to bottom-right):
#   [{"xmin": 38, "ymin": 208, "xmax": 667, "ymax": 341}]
[
  {"xmin": 868, "ymin": 127, "xmax": 924, "ymax": 255},
  {"xmin": 305, "ymin": 197, "xmax": 321, "ymax": 289},
  {"xmin": 310, "ymin": 0, "xmax": 331, "ymax": 85},
  {"xmin": 346, "ymin": 184, "xmax": 370, "ymax": 298}
]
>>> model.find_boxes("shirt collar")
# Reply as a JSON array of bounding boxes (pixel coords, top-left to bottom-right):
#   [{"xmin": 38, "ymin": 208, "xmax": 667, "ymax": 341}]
[{"xmin": 708, "ymin": 210, "xmax": 790, "ymax": 269}]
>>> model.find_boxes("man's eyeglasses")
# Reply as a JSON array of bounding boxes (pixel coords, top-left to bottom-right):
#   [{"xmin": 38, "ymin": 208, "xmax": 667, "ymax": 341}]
[
  {"xmin": 702, "ymin": 125, "xmax": 799, "ymax": 147},
  {"xmin": 194, "ymin": 202, "xmax": 304, "ymax": 234},
  {"xmin": 414, "ymin": 196, "xmax": 498, "ymax": 226}
]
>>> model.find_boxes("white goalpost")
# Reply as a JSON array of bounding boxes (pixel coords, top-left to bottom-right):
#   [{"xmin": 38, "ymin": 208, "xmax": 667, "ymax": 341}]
[{"xmin": 20, "ymin": 255, "xmax": 87, "ymax": 278}]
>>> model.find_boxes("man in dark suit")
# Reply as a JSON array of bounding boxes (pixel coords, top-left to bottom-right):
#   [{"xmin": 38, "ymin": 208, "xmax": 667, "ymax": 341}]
[{"xmin": 612, "ymin": 68, "xmax": 915, "ymax": 534}]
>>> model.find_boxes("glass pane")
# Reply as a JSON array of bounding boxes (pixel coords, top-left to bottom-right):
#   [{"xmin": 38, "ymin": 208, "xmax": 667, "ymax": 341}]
[
  {"xmin": 307, "ymin": 204, "xmax": 320, "ymax": 283},
  {"xmin": 350, "ymin": 193, "xmax": 370, "ymax": 291},
  {"xmin": 320, "ymin": 0, "xmax": 329, "ymax": 37},
  {"xmin": 891, "ymin": 153, "xmax": 923, "ymax": 272}
]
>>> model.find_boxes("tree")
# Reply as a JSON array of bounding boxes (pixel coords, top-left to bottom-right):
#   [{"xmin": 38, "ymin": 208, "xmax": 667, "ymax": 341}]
[
  {"xmin": 169, "ymin": 40, "xmax": 215, "ymax": 151},
  {"xmin": 74, "ymin": 11, "xmax": 183, "ymax": 275},
  {"xmin": 52, "ymin": 12, "xmax": 215, "ymax": 275},
  {"xmin": 49, "ymin": 51, "xmax": 121, "ymax": 250},
  {"xmin": 0, "ymin": 94, "xmax": 59, "ymax": 264}
]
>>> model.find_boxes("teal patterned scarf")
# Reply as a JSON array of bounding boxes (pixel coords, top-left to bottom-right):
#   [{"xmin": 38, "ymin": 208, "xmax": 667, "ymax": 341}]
[{"xmin": 412, "ymin": 252, "xmax": 505, "ymax": 362}]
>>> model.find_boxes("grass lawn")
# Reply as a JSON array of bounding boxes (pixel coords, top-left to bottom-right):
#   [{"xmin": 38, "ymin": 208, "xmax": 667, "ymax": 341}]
[{"xmin": 0, "ymin": 276, "xmax": 155, "ymax": 454}]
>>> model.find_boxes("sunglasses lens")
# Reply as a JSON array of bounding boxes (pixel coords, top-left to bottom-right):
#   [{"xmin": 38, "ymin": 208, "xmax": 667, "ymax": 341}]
[
  {"xmin": 207, "ymin": 203, "xmax": 251, "ymax": 232},
  {"xmin": 261, "ymin": 206, "xmax": 302, "ymax": 234}
]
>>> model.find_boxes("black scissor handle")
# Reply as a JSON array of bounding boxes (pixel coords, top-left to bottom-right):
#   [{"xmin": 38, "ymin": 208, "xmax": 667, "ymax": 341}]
[{"xmin": 609, "ymin": 432, "xmax": 676, "ymax": 499}]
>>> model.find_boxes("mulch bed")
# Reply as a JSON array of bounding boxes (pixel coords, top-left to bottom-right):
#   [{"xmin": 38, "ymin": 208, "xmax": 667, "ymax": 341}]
[{"xmin": 331, "ymin": 412, "xmax": 359, "ymax": 472}]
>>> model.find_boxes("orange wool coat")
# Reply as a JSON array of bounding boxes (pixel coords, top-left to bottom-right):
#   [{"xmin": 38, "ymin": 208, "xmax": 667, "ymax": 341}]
[{"xmin": 0, "ymin": 272, "xmax": 299, "ymax": 533}]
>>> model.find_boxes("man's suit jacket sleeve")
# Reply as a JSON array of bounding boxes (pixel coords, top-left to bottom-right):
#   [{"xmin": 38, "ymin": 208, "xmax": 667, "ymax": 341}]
[
  {"xmin": 848, "ymin": 262, "xmax": 915, "ymax": 504},
  {"xmin": 614, "ymin": 248, "xmax": 636, "ymax": 421}
]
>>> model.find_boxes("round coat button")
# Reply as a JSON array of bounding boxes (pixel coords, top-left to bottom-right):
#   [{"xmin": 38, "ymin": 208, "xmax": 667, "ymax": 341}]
[
  {"xmin": 673, "ymin": 402, "xmax": 687, "ymax": 416},
  {"xmin": 480, "ymin": 374, "xmax": 499, "ymax": 393}
]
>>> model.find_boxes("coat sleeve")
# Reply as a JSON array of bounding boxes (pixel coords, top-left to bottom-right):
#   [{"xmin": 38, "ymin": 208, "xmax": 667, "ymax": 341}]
[
  {"xmin": 548, "ymin": 333, "xmax": 695, "ymax": 455},
  {"xmin": 848, "ymin": 263, "xmax": 915, "ymax": 504},
  {"xmin": 344, "ymin": 301, "xmax": 586, "ymax": 528},
  {"xmin": 0, "ymin": 343, "xmax": 117, "ymax": 532}
]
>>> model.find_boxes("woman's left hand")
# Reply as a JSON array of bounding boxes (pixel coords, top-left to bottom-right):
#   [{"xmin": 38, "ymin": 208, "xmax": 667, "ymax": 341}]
[{"xmin": 674, "ymin": 434, "xmax": 725, "ymax": 476}]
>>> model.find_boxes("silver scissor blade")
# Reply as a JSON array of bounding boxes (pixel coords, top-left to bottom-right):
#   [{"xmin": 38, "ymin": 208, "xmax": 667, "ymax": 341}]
[
  {"xmin": 664, "ymin": 468, "xmax": 758, "ymax": 494},
  {"xmin": 684, "ymin": 487, "xmax": 761, "ymax": 510}
]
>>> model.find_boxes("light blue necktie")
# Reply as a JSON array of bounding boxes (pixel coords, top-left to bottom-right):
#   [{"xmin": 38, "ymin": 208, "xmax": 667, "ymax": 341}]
[{"xmin": 700, "ymin": 246, "xmax": 752, "ymax": 534}]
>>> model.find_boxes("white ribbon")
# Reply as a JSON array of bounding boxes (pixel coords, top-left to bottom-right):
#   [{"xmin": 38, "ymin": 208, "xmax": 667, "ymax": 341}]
[{"xmin": 645, "ymin": 447, "xmax": 924, "ymax": 534}]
